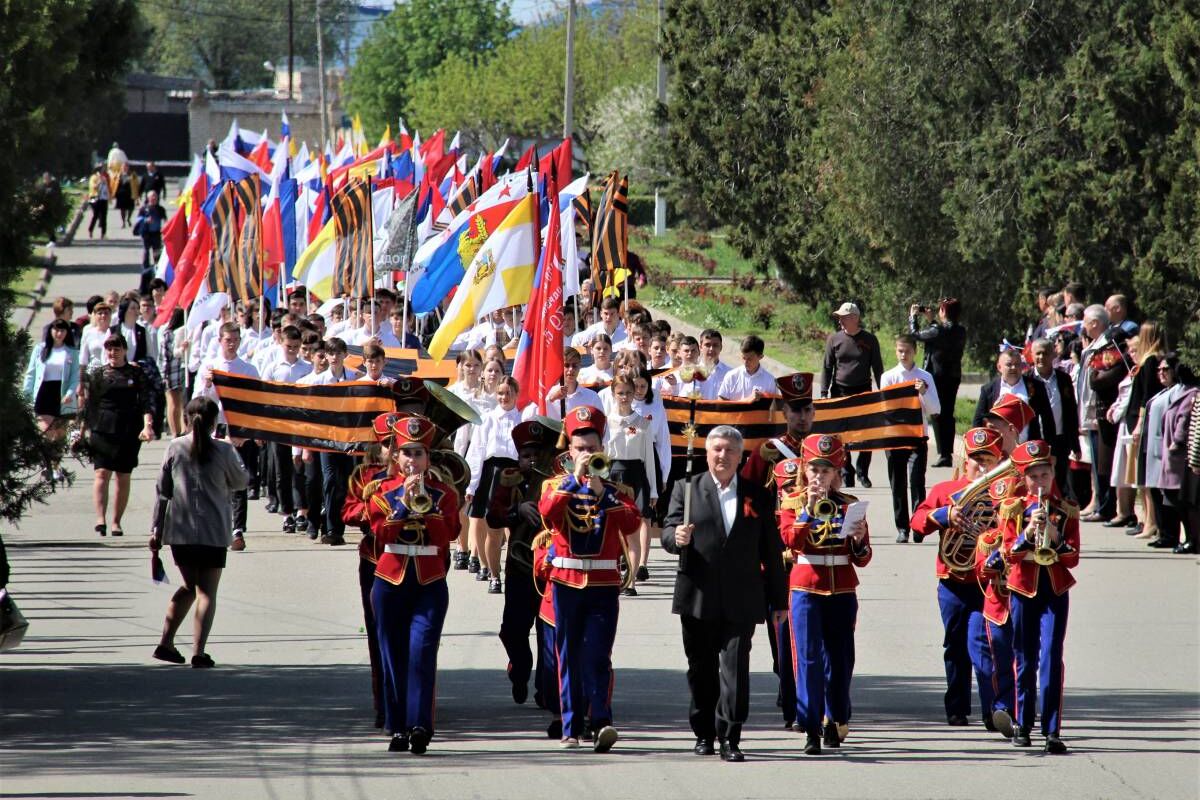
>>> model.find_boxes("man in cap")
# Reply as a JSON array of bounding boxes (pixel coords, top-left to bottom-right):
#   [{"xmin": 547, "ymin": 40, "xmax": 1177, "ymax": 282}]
[
  {"xmin": 538, "ymin": 406, "xmax": 641, "ymax": 752},
  {"xmin": 821, "ymin": 302, "xmax": 883, "ymax": 488}
]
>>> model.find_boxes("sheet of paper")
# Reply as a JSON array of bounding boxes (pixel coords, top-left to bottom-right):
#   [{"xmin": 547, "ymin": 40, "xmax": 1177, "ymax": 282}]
[{"xmin": 838, "ymin": 501, "xmax": 869, "ymax": 537}]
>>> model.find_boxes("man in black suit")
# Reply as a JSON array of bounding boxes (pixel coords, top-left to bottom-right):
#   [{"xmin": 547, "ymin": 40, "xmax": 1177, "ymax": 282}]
[
  {"xmin": 972, "ymin": 347, "xmax": 1055, "ymax": 444},
  {"xmin": 1029, "ymin": 338, "xmax": 1081, "ymax": 498},
  {"xmin": 662, "ymin": 425, "xmax": 789, "ymax": 763}
]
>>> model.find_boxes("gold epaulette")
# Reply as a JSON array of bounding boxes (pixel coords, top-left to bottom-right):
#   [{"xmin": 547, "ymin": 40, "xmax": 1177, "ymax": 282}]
[
  {"xmin": 531, "ymin": 529, "xmax": 553, "ymax": 551},
  {"xmin": 498, "ymin": 467, "xmax": 525, "ymax": 488},
  {"xmin": 542, "ymin": 475, "xmax": 566, "ymax": 495},
  {"xmin": 614, "ymin": 481, "xmax": 635, "ymax": 500},
  {"xmin": 780, "ymin": 489, "xmax": 807, "ymax": 512},
  {"xmin": 362, "ymin": 479, "xmax": 384, "ymax": 499},
  {"xmin": 998, "ymin": 497, "xmax": 1024, "ymax": 522},
  {"xmin": 1061, "ymin": 499, "xmax": 1080, "ymax": 519}
]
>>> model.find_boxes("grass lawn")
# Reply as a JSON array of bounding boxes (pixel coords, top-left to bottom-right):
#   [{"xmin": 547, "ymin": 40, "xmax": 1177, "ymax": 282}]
[
  {"xmin": 12, "ymin": 265, "xmax": 44, "ymax": 296},
  {"xmin": 632, "ymin": 228, "xmax": 833, "ymax": 373}
]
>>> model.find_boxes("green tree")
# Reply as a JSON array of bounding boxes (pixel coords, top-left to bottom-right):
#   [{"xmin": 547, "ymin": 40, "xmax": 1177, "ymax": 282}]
[
  {"xmin": 137, "ymin": 0, "xmax": 353, "ymax": 90},
  {"xmin": 0, "ymin": 0, "xmax": 142, "ymax": 523},
  {"xmin": 346, "ymin": 0, "xmax": 515, "ymax": 136}
]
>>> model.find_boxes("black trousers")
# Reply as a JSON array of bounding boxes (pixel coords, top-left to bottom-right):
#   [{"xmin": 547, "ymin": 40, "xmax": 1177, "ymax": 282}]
[
  {"xmin": 271, "ymin": 442, "xmax": 296, "ymax": 514},
  {"xmin": 887, "ymin": 446, "xmax": 927, "ymax": 532},
  {"xmin": 680, "ymin": 615, "xmax": 755, "ymax": 744},
  {"xmin": 1050, "ymin": 437, "xmax": 1074, "ymax": 502},
  {"xmin": 931, "ymin": 374, "xmax": 960, "ymax": 460},
  {"xmin": 304, "ymin": 456, "xmax": 324, "ymax": 531},
  {"xmin": 831, "ymin": 381, "xmax": 873, "ymax": 483},
  {"xmin": 228, "ymin": 439, "xmax": 258, "ymax": 532},
  {"xmin": 498, "ymin": 565, "xmax": 540, "ymax": 689},
  {"xmin": 358, "ymin": 556, "xmax": 383, "ymax": 719}
]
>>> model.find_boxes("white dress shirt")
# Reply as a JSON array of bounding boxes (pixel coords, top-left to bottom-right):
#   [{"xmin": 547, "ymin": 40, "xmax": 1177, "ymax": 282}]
[
  {"xmin": 718, "ymin": 364, "xmax": 778, "ymax": 400},
  {"xmin": 1034, "ymin": 370, "xmax": 1063, "ymax": 436},
  {"xmin": 605, "ymin": 411, "xmax": 658, "ymax": 498},
  {"xmin": 634, "ymin": 395, "xmax": 672, "ymax": 479},
  {"xmin": 466, "ymin": 405, "xmax": 523, "ymax": 494},
  {"xmin": 267, "ymin": 358, "xmax": 313, "ymax": 384},
  {"xmin": 311, "ymin": 366, "xmax": 362, "ymax": 385},
  {"xmin": 571, "ymin": 320, "xmax": 627, "ymax": 348},
  {"xmin": 576, "ymin": 365, "xmax": 613, "ymax": 387},
  {"xmin": 238, "ymin": 325, "xmax": 272, "ymax": 360},
  {"xmin": 193, "ymin": 354, "xmax": 259, "ymax": 423},
  {"xmin": 713, "ymin": 473, "xmax": 738, "ymax": 534},
  {"xmin": 880, "ymin": 363, "xmax": 942, "ymax": 418},
  {"xmin": 449, "ymin": 384, "xmax": 496, "ymax": 457},
  {"xmin": 526, "ymin": 385, "xmax": 603, "ymax": 421},
  {"xmin": 997, "ymin": 377, "xmax": 1031, "ymax": 442}
]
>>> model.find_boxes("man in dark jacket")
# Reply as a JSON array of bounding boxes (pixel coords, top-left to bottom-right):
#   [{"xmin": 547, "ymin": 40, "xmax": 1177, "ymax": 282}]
[
  {"xmin": 662, "ymin": 425, "xmax": 788, "ymax": 763},
  {"xmin": 1029, "ymin": 338, "xmax": 1081, "ymax": 498},
  {"xmin": 822, "ymin": 302, "xmax": 883, "ymax": 487},
  {"xmin": 972, "ymin": 347, "xmax": 1055, "ymax": 445},
  {"xmin": 910, "ymin": 298, "xmax": 967, "ymax": 467}
]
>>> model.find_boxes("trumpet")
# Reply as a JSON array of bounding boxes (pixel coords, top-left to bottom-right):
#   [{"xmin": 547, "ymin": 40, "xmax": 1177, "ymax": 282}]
[
  {"xmin": 405, "ymin": 465, "xmax": 433, "ymax": 515},
  {"xmin": 1031, "ymin": 488, "xmax": 1059, "ymax": 566},
  {"xmin": 563, "ymin": 452, "xmax": 612, "ymax": 480},
  {"xmin": 807, "ymin": 487, "xmax": 842, "ymax": 547}
]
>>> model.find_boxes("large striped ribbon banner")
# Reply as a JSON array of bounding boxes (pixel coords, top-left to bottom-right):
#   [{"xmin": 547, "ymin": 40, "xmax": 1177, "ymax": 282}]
[
  {"xmin": 212, "ymin": 371, "xmax": 396, "ymax": 454},
  {"xmin": 343, "ymin": 344, "xmax": 595, "ymax": 383}
]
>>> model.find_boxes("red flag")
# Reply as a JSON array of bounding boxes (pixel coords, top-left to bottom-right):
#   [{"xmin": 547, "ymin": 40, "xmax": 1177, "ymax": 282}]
[
  {"xmin": 479, "ymin": 150, "xmax": 497, "ymax": 194},
  {"xmin": 419, "ymin": 129, "xmax": 445, "ymax": 163},
  {"xmin": 513, "ymin": 175, "xmax": 563, "ymax": 414},
  {"xmin": 537, "ymin": 139, "xmax": 572, "ymax": 189},
  {"xmin": 162, "ymin": 204, "xmax": 189, "ymax": 268},
  {"xmin": 514, "ymin": 143, "xmax": 536, "ymax": 172},
  {"xmin": 152, "ymin": 214, "xmax": 213, "ymax": 326},
  {"xmin": 262, "ymin": 192, "xmax": 284, "ymax": 270},
  {"xmin": 248, "ymin": 139, "xmax": 272, "ymax": 173}
]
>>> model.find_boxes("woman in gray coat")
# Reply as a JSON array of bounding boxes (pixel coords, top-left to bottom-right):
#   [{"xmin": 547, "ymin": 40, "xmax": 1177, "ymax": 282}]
[{"xmin": 150, "ymin": 397, "xmax": 248, "ymax": 667}]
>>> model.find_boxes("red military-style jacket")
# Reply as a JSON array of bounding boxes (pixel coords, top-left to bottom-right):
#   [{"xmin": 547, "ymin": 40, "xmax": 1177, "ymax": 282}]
[
  {"xmin": 537, "ymin": 473, "xmax": 640, "ymax": 589},
  {"xmin": 741, "ymin": 432, "xmax": 805, "ymax": 490},
  {"xmin": 533, "ymin": 539, "xmax": 556, "ymax": 626},
  {"xmin": 778, "ymin": 489, "xmax": 872, "ymax": 595},
  {"xmin": 365, "ymin": 473, "xmax": 461, "ymax": 586},
  {"xmin": 909, "ymin": 476, "xmax": 974, "ymax": 584},
  {"xmin": 343, "ymin": 462, "xmax": 389, "ymax": 564},
  {"xmin": 997, "ymin": 490, "xmax": 1079, "ymax": 598}
]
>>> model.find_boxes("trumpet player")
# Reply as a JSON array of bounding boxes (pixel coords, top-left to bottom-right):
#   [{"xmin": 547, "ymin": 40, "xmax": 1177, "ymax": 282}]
[
  {"xmin": 780, "ymin": 434, "xmax": 872, "ymax": 756},
  {"xmin": 538, "ymin": 406, "xmax": 641, "ymax": 751},
  {"xmin": 990, "ymin": 440, "xmax": 1079, "ymax": 754},
  {"xmin": 364, "ymin": 414, "xmax": 461, "ymax": 755},
  {"xmin": 909, "ymin": 427, "xmax": 1013, "ymax": 730}
]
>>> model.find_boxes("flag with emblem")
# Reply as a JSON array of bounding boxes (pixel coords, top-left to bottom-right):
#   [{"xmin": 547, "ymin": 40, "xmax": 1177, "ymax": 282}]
[
  {"xmin": 331, "ymin": 178, "xmax": 375, "ymax": 299},
  {"xmin": 513, "ymin": 173, "xmax": 564, "ymax": 413}
]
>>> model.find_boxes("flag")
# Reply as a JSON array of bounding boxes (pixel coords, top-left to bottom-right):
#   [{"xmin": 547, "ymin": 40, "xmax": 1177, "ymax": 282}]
[
  {"xmin": 427, "ymin": 193, "xmax": 539, "ymax": 360},
  {"xmin": 331, "ymin": 178, "xmax": 374, "ymax": 298},
  {"xmin": 280, "ymin": 110, "xmax": 291, "ymax": 141},
  {"xmin": 187, "ymin": 291, "xmax": 231, "ymax": 333},
  {"xmin": 293, "ymin": 219, "xmax": 336, "ymax": 300},
  {"xmin": 810, "ymin": 383, "xmax": 926, "ymax": 450},
  {"xmin": 448, "ymin": 173, "xmax": 479, "ymax": 217},
  {"xmin": 231, "ymin": 175, "xmax": 265, "ymax": 299},
  {"xmin": 514, "ymin": 143, "xmax": 536, "ymax": 172},
  {"xmin": 216, "ymin": 142, "xmax": 271, "ymax": 183},
  {"xmin": 378, "ymin": 190, "xmax": 419, "ymax": 277},
  {"xmin": 559, "ymin": 174, "xmax": 589, "ymax": 298},
  {"xmin": 161, "ymin": 203, "xmax": 189, "ymax": 271},
  {"xmin": 212, "ymin": 371, "xmax": 396, "ymax": 453},
  {"xmin": 513, "ymin": 174, "xmax": 564, "ymax": 413},
  {"xmin": 152, "ymin": 211, "xmax": 213, "ymax": 326},
  {"xmin": 591, "ymin": 171, "xmax": 628, "ymax": 297},
  {"xmin": 204, "ymin": 182, "xmax": 248, "ymax": 301}
]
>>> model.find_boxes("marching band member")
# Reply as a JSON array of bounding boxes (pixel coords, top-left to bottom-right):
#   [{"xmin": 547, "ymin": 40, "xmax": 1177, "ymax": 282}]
[
  {"xmin": 465, "ymin": 376, "xmax": 522, "ymax": 593},
  {"xmin": 740, "ymin": 372, "xmax": 814, "ymax": 730},
  {"xmin": 341, "ymin": 412, "xmax": 398, "ymax": 729},
  {"xmin": 909, "ymin": 427, "xmax": 1010, "ymax": 730},
  {"xmin": 538, "ymin": 406, "xmax": 641, "ymax": 751},
  {"xmin": 780, "ymin": 434, "xmax": 871, "ymax": 755},
  {"xmin": 489, "ymin": 419, "xmax": 562, "ymax": 706},
  {"xmin": 366, "ymin": 414, "xmax": 461, "ymax": 755},
  {"xmin": 987, "ymin": 440, "xmax": 1079, "ymax": 753},
  {"xmin": 604, "ymin": 374, "xmax": 657, "ymax": 596},
  {"xmin": 532, "ymin": 531, "xmax": 563, "ymax": 739}
]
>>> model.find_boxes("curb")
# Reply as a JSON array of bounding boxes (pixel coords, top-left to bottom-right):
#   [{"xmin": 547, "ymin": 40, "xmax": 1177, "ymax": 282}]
[{"xmin": 61, "ymin": 199, "xmax": 87, "ymax": 247}]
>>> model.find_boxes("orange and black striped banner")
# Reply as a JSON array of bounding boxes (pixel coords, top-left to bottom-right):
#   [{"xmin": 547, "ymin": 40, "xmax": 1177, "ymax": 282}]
[
  {"xmin": 343, "ymin": 344, "xmax": 595, "ymax": 383},
  {"xmin": 332, "ymin": 178, "xmax": 375, "ymax": 299},
  {"xmin": 811, "ymin": 381, "xmax": 926, "ymax": 450},
  {"xmin": 206, "ymin": 182, "xmax": 244, "ymax": 300},
  {"xmin": 590, "ymin": 171, "xmax": 629, "ymax": 295},
  {"xmin": 448, "ymin": 173, "xmax": 479, "ymax": 217},
  {"xmin": 231, "ymin": 175, "xmax": 263, "ymax": 299},
  {"xmin": 212, "ymin": 371, "xmax": 395, "ymax": 454}
]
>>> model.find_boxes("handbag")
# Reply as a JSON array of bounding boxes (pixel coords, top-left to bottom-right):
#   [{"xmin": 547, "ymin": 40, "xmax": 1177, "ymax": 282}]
[{"xmin": 0, "ymin": 588, "xmax": 30, "ymax": 652}]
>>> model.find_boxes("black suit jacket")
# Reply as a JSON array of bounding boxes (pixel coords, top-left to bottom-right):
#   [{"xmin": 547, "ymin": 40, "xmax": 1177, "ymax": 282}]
[
  {"xmin": 972, "ymin": 376, "xmax": 1055, "ymax": 441},
  {"xmin": 1040, "ymin": 368, "xmax": 1079, "ymax": 453},
  {"xmin": 661, "ymin": 473, "xmax": 788, "ymax": 624}
]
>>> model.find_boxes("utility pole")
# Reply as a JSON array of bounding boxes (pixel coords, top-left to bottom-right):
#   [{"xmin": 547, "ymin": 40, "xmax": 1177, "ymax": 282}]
[
  {"xmin": 287, "ymin": 0, "xmax": 294, "ymax": 100},
  {"xmin": 563, "ymin": 0, "xmax": 575, "ymax": 141},
  {"xmin": 654, "ymin": 0, "xmax": 667, "ymax": 235},
  {"xmin": 316, "ymin": 0, "xmax": 330, "ymax": 144}
]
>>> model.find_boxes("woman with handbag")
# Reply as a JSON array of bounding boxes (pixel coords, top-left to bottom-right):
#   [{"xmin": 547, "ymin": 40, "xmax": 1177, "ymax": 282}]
[
  {"xmin": 80, "ymin": 333, "xmax": 154, "ymax": 537},
  {"xmin": 150, "ymin": 397, "xmax": 248, "ymax": 667},
  {"xmin": 22, "ymin": 319, "xmax": 81, "ymax": 481}
]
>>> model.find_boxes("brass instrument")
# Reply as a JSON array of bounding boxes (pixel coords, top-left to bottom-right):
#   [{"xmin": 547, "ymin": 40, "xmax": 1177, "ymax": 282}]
[
  {"xmin": 429, "ymin": 448, "xmax": 470, "ymax": 495},
  {"xmin": 405, "ymin": 465, "xmax": 433, "ymax": 515},
  {"xmin": 562, "ymin": 452, "xmax": 612, "ymax": 479},
  {"xmin": 807, "ymin": 488, "xmax": 841, "ymax": 547},
  {"xmin": 941, "ymin": 459, "xmax": 1015, "ymax": 574},
  {"xmin": 1031, "ymin": 488, "xmax": 1060, "ymax": 566}
]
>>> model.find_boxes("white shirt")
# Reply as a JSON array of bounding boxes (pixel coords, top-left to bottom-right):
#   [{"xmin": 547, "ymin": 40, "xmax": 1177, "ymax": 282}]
[
  {"xmin": 705, "ymin": 361, "xmax": 731, "ymax": 390},
  {"xmin": 43, "ymin": 346, "xmax": 68, "ymax": 381},
  {"xmin": 634, "ymin": 395, "xmax": 672, "ymax": 479},
  {"xmin": 349, "ymin": 324, "xmax": 388, "ymax": 346},
  {"xmin": 880, "ymin": 363, "xmax": 942, "ymax": 418},
  {"xmin": 466, "ymin": 405, "xmax": 523, "ymax": 494},
  {"xmin": 326, "ymin": 319, "xmax": 353, "ymax": 339},
  {"xmin": 571, "ymin": 320, "xmax": 627, "ymax": 348},
  {"xmin": 142, "ymin": 321, "xmax": 160, "ymax": 368},
  {"xmin": 576, "ymin": 365, "xmax": 613, "ymax": 387},
  {"xmin": 194, "ymin": 354, "xmax": 259, "ymax": 423},
  {"xmin": 1034, "ymin": 370, "xmax": 1063, "ymax": 437},
  {"xmin": 79, "ymin": 325, "xmax": 107, "ymax": 370},
  {"xmin": 238, "ymin": 325, "xmax": 272, "ymax": 359},
  {"xmin": 718, "ymin": 364, "xmax": 778, "ymax": 400},
  {"xmin": 663, "ymin": 368, "xmax": 721, "ymax": 400},
  {"xmin": 311, "ymin": 366, "xmax": 362, "ymax": 385},
  {"xmin": 997, "ymin": 377, "xmax": 1032, "ymax": 442},
  {"xmin": 449, "ymin": 383, "xmax": 496, "ymax": 457},
  {"xmin": 605, "ymin": 411, "xmax": 658, "ymax": 498},
  {"xmin": 713, "ymin": 473, "xmax": 738, "ymax": 534},
  {"xmin": 252, "ymin": 340, "xmax": 282, "ymax": 376},
  {"xmin": 267, "ymin": 358, "xmax": 313, "ymax": 384},
  {"xmin": 526, "ymin": 385, "xmax": 603, "ymax": 421}
]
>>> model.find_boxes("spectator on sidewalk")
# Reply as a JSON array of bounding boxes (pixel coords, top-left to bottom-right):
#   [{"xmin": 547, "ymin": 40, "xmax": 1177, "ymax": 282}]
[
  {"xmin": 135, "ymin": 191, "xmax": 168, "ymax": 294},
  {"xmin": 972, "ymin": 345, "xmax": 1054, "ymax": 444},
  {"xmin": 22, "ymin": 319, "xmax": 81, "ymax": 480},
  {"xmin": 1104, "ymin": 294, "xmax": 1139, "ymax": 341},
  {"xmin": 822, "ymin": 302, "xmax": 883, "ymax": 488},
  {"xmin": 87, "ymin": 165, "xmax": 110, "ymax": 239},
  {"xmin": 142, "ymin": 161, "xmax": 167, "ymax": 200},
  {"xmin": 114, "ymin": 163, "xmax": 138, "ymax": 228},
  {"xmin": 151, "ymin": 397, "xmax": 249, "ymax": 668},
  {"xmin": 1029, "ymin": 338, "xmax": 1080, "ymax": 499},
  {"xmin": 910, "ymin": 298, "xmax": 966, "ymax": 467},
  {"xmin": 881, "ymin": 334, "xmax": 940, "ymax": 543},
  {"xmin": 1077, "ymin": 305, "xmax": 1129, "ymax": 522}
]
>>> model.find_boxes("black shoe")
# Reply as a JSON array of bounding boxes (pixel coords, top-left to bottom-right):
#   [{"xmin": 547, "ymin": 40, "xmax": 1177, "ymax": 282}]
[
  {"xmin": 388, "ymin": 733, "xmax": 409, "ymax": 752},
  {"xmin": 454, "ymin": 551, "xmax": 469, "ymax": 570},
  {"xmin": 947, "ymin": 714, "xmax": 968, "ymax": 726},
  {"xmin": 1044, "ymin": 733, "xmax": 1068, "ymax": 754},
  {"xmin": 153, "ymin": 644, "xmax": 186, "ymax": 664},
  {"xmin": 282, "ymin": 515, "xmax": 297, "ymax": 533},
  {"xmin": 1013, "ymin": 728, "xmax": 1032, "ymax": 747},
  {"xmin": 932, "ymin": 457, "xmax": 953, "ymax": 468},
  {"xmin": 295, "ymin": 515, "xmax": 309, "ymax": 532},
  {"xmin": 992, "ymin": 709, "xmax": 1015, "ymax": 739},
  {"xmin": 511, "ymin": 677, "xmax": 528, "ymax": 705},
  {"xmin": 374, "ymin": 712, "xmax": 385, "ymax": 729},
  {"xmin": 409, "ymin": 726, "xmax": 431, "ymax": 755},
  {"xmin": 635, "ymin": 565, "xmax": 650, "ymax": 582},
  {"xmin": 323, "ymin": 534, "xmax": 346, "ymax": 546},
  {"xmin": 191, "ymin": 653, "xmax": 215, "ymax": 669},
  {"xmin": 803, "ymin": 733, "xmax": 821, "ymax": 755},
  {"xmin": 547, "ymin": 719, "xmax": 563, "ymax": 739},
  {"xmin": 265, "ymin": 501, "xmax": 279, "ymax": 514},
  {"xmin": 95, "ymin": 523, "xmax": 107, "ymax": 537},
  {"xmin": 694, "ymin": 738, "xmax": 715, "ymax": 756},
  {"xmin": 1174, "ymin": 541, "xmax": 1196, "ymax": 554},
  {"xmin": 477, "ymin": 567, "xmax": 490, "ymax": 581},
  {"xmin": 822, "ymin": 721, "xmax": 841, "ymax": 748},
  {"xmin": 1126, "ymin": 523, "xmax": 1143, "ymax": 535},
  {"xmin": 1103, "ymin": 515, "xmax": 1135, "ymax": 528},
  {"xmin": 1148, "ymin": 538, "xmax": 1178, "ymax": 548},
  {"xmin": 593, "ymin": 725, "xmax": 618, "ymax": 753},
  {"xmin": 468, "ymin": 556, "xmax": 480, "ymax": 574},
  {"xmin": 718, "ymin": 740, "xmax": 744, "ymax": 762},
  {"xmin": 896, "ymin": 530, "xmax": 909, "ymax": 543},
  {"xmin": 858, "ymin": 473, "xmax": 872, "ymax": 489},
  {"xmin": 621, "ymin": 586, "xmax": 638, "ymax": 597},
  {"xmin": 248, "ymin": 487, "xmax": 261, "ymax": 500}
]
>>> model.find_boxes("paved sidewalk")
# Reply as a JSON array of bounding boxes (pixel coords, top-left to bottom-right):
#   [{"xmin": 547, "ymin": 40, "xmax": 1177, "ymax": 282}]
[{"xmin": 2, "ymin": 224, "xmax": 1196, "ymax": 799}]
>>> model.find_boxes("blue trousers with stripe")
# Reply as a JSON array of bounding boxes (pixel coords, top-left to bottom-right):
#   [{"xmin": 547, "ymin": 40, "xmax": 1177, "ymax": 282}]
[
  {"xmin": 1011, "ymin": 578, "xmax": 1069, "ymax": 735},
  {"xmin": 790, "ymin": 590, "xmax": 857, "ymax": 736},
  {"xmin": 538, "ymin": 615, "xmax": 560, "ymax": 715},
  {"xmin": 937, "ymin": 579, "xmax": 995, "ymax": 719},
  {"xmin": 372, "ymin": 571, "xmax": 448, "ymax": 736},
  {"xmin": 983, "ymin": 618, "xmax": 1016, "ymax": 716},
  {"xmin": 553, "ymin": 584, "xmax": 619, "ymax": 739}
]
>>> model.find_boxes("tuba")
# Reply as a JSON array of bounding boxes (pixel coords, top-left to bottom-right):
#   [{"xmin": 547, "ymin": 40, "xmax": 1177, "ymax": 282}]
[{"xmin": 941, "ymin": 459, "xmax": 1015, "ymax": 574}]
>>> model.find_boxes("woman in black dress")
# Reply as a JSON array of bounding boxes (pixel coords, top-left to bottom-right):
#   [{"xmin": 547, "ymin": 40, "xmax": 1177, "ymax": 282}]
[{"xmin": 81, "ymin": 333, "xmax": 154, "ymax": 537}]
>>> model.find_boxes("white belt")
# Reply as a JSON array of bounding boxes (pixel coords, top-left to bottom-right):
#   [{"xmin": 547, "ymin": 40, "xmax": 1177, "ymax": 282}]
[
  {"xmin": 551, "ymin": 557, "xmax": 618, "ymax": 571},
  {"xmin": 384, "ymin": 544, "xmax": 439, "ymax": 557},
  {"xmin": 793, "ymin": 554, "xmax": 849, "ymax": 567}
]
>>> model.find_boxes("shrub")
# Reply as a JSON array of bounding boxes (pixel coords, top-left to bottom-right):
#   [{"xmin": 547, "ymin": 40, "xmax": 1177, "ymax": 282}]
[{"xmin": 752, "ymin": 304, "xmax": 775, "ymax": 329}]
